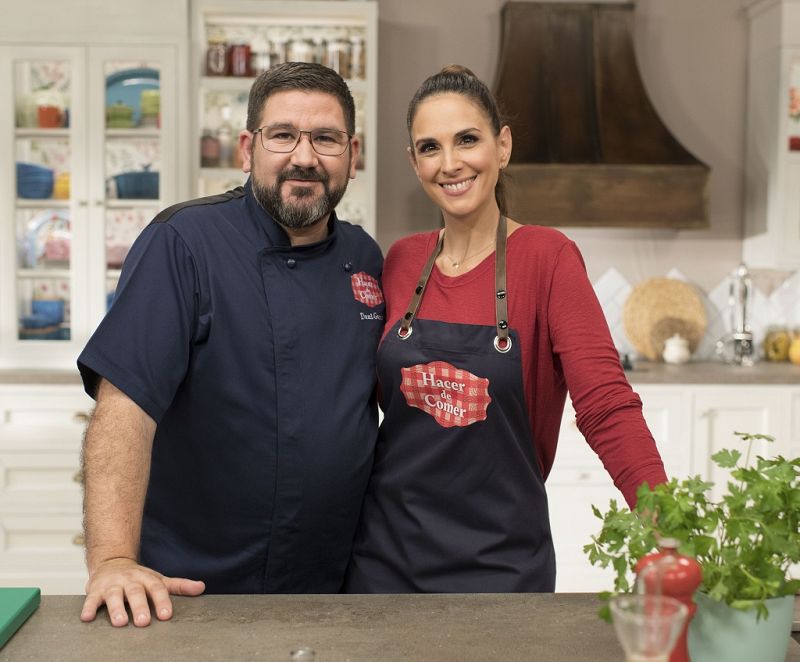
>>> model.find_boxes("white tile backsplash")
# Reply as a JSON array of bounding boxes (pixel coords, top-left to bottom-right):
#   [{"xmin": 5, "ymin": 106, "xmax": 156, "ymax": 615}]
[{"xmin": 592, "ymin": 267, "xmax": 800, "ymax": 362}]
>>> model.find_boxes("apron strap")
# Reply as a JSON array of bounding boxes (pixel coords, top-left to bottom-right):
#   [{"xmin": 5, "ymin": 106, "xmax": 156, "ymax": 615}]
[
  {"xmin": 494, "ymin": 215, "xmax": 511, "ymax": 353},
  {"xmin": 398, "ymin": 231, "xmax": 444, "ymax": 339},
  {"xmin": 398, "ymin": 214, "xmax": 510, "ymax": 355}
]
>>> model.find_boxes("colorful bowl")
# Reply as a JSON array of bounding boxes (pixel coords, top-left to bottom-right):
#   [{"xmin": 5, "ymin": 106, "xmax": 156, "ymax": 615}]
[{"xmin": 17, "ymin": 162, "xmax": 54, "ymax": 199}]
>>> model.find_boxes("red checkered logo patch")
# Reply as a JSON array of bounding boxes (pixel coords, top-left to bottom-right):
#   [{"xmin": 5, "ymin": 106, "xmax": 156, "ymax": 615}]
[
  {"xmin": 351, "ymin": 272, "xmax": 384, "ymax": 308},
  {"xmin": 400, "ymin": 361, "xmax": 491, "ymax": 428}
]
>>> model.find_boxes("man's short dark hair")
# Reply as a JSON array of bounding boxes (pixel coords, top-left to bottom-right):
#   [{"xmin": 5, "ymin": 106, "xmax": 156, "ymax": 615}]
[{"xmin": 246, "ymin": 61, "xmax": 356, "ymax": 135}]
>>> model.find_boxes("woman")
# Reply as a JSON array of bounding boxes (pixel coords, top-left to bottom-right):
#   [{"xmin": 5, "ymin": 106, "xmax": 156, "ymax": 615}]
[{"xmin": 345, "ymin": 65, "xmax": 667, "ymax": 593}]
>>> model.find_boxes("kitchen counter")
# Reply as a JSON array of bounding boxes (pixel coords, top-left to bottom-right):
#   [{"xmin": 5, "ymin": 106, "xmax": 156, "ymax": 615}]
[
  {"xmin": 626, "ymin": 360, "xmax": 800, "ymax": 384},
  {"xmin": 1, "ymin": 594, "xmax": 798, "ymax": 661}
]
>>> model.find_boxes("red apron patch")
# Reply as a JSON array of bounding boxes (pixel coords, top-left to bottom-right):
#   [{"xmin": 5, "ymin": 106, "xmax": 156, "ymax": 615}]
[
  {"xmin": 400, "ymin": 361, "xmax": 491, "ymax": 428},
  {"xmin": 351, "ymin": 272, "xmax": 384, "ymax": 308}
]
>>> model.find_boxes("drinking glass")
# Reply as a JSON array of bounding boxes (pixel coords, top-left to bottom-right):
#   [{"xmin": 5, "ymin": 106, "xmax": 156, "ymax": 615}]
[{"xmin": 610, "ymin": 594, "xmax": 688, "ymax": 662}]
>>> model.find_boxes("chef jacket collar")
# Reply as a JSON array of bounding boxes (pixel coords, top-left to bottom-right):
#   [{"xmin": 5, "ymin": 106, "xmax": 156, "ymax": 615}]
[{"xmin": 244, "ymin": 177, "xmax": 338, "ymax": 252}]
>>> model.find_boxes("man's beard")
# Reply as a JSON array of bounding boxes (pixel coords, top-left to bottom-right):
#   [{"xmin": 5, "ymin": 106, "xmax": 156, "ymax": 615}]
[{"xmin": 252, "ymin": 165, "xmax": 349, "ymax": 230}]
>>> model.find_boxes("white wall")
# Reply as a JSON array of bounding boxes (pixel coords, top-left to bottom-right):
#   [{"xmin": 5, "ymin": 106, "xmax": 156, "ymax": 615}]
[{"xmin": 374, "ymin": 0, "xmax": 749, "ymax": 291}]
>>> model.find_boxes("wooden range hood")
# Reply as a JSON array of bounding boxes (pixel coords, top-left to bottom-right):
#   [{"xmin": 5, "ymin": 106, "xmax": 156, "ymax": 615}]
[{"xmin": 494, "ymin": 2, "xmax": 709, "ymax": 228}]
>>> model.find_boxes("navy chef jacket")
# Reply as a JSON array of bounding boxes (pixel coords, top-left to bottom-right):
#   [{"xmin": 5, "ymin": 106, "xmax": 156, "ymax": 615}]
[{"xmin": 77, "ymin": 180, "xmax": 385, "ymax": 593}]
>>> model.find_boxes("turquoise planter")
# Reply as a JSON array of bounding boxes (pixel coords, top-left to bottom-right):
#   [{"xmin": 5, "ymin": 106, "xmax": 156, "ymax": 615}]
[{"xmin": 687, "ymin": 591, "xmax": 794, "ymax": 662}]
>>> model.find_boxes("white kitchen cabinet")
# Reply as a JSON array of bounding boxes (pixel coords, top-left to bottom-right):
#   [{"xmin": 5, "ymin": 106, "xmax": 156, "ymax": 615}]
[
  {"xmin": 743, "ymin": 0, "xmax": 800, "ymax": 269},
  {"xmin": 0, "ymin": 45, "xmax": 179, "ymax": 370},
  {"xmin": 691, "ymin": 386, "xmax": 791, "ymax": 501},
  {"xmin": 191, "ymin": 0, "xmax": 378, "ymax": 238},
  {"xmin": 549, "ymin": 383, "xmax": 797, "ymax": 592},
  {"xmin": 0, "ymin": 383, "xmax": 92, "ymax": 594},
  {"xmin": 0, "ymin": 0, "xmax": 188, "ymax": 370},
  {"xmin": 549, "ymin": 386, "xmax": 692, "ymax": 592}
]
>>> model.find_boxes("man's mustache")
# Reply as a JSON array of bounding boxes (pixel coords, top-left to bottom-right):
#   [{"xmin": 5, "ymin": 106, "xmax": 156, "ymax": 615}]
[{"xmin": 278, "ymin": 168, "xmax": 329, "ymax": 184}]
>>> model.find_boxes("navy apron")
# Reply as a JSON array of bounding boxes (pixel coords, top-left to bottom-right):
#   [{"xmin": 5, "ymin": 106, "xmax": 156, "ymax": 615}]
[{"xmin": 346, "ymin": 215, "xmax": 556, "ymax": 593}]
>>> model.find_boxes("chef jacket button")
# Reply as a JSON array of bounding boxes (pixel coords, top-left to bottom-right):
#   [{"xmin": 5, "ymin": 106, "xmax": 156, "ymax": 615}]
[
  {"xmin": 286, "ymin": 258, "xmax": 297, "ymax": 268},
  {"xmin": 343, "ymin": 262, "xmax": 352, "ymax": 272}
]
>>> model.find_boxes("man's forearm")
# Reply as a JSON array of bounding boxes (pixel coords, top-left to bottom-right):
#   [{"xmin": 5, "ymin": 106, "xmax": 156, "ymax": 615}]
[{"xmin": 81, "ymin": 379, "xmax": 156, "ymax": 573}]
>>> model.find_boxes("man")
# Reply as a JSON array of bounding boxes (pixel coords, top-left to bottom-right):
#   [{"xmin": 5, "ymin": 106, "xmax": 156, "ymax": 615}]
[{"xmin": 77, "ymin": 62, "xmax": 384, "ymax": 627}]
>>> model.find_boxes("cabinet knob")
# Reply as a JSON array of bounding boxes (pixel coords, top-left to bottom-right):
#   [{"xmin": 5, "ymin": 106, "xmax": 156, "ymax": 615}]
[
  {"xmin": 73, "ymin": 470, "xmax": 84, "ymax": 484},
  {"xmin": 78, "ymin": 200, "xmax": 88, "ymax": 207},
  {"xmin": 73, "ymin": 411, "xmax": 91, "ymax": 424},
  {"xmin": 73, "ymin": 533, "xmax": 86, "ymax": 547}
]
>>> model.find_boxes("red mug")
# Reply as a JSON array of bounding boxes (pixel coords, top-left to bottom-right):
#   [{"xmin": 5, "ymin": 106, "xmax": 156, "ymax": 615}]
[{"xmin": 38, "ymin": 105, "xmax": 62, "ymax": 128}]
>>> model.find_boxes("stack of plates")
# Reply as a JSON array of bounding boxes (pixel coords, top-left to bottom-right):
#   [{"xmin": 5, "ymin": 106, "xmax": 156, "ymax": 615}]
[{"xmin": 623, "ymin": 277, "xmax": 707, "ymax": 361}]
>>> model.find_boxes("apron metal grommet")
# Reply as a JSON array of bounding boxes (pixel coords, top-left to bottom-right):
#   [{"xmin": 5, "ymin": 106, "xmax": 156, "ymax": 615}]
[
  {"xmin": 494, "ymin": 335, "xmax": 512, "ymax": 353},
  {"xmin": 398, "ymin": 326, "xmax": 413, "ymax": 340}
]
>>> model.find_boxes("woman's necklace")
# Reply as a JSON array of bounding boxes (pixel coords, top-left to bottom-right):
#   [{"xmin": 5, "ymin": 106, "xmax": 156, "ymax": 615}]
[{"xmin": 442, "ymin": 236, "xmax": 496, "ymax": 270}]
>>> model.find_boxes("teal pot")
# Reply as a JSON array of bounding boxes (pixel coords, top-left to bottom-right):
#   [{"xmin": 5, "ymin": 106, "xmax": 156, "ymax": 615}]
[{"xmin": 687, "ymin": 591, "xmax": 794, "ymax": 662}]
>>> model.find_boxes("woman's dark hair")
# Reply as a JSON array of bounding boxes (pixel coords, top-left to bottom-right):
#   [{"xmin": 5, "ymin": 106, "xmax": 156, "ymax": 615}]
[
  {"xmin": 246, "ymin": 61, "xmax": 356, "ymax": 135},
  {"xmin": 406, "ymin": 65, "xmax": 508, "ymax": 216}
]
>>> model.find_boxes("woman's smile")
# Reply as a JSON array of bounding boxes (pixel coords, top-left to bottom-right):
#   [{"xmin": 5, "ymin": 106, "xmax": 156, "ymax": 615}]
[{"xmin": 440, "ymin": 176, "xmax": 476, "ymax": 195}]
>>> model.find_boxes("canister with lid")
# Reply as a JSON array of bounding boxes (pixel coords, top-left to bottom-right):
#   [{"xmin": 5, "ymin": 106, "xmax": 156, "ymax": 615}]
[
  {"xmin": 206, "ymin": 39, "xmax": 229, "ymax": 76},
  {"xmin": 288, "ymin": 38, "xmax": 315, "ymax": 63},
  {"xmin": 325, "ymin": 39, "xmax": 351, "ymax": 78},
  {"xmin": 349, "ymin": 35, "xmax": 365, "ymax": 79},
  {"xmin": 229, "ymin": 43, "xmax": 251, "ymax": 77}
]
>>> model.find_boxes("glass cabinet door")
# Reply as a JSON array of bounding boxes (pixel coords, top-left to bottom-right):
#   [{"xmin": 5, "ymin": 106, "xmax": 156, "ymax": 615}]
[
  {"xmin": 86, "ymin": 47, "xmax": 177, "ymax": 325},
  {"xmin": 0, "ymin": 46, "xmax": 84, "ymax": 368},
  {"xmin": 0, "ymin": 45, "xmax": 176, "ymax": 369}
]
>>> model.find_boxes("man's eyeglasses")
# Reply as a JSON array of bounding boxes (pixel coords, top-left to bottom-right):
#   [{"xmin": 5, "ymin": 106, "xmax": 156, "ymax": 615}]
[{"xmin": 253, "ymin": 126, "xmax": 352, "ymax": 156}]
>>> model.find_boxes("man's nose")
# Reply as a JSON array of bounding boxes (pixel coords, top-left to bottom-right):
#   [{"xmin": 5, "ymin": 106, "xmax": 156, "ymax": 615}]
[{"xmin": 291, "ymin": 132, "xmax": 319, "ymax": 166}]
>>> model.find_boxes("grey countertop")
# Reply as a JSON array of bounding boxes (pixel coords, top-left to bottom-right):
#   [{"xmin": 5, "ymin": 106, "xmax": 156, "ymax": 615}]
[
  {"xmin": 624, "ymin": 360, "xmax": 800, "ymax": 384},
  {"xmin": 1, "ymin": 594, "xmax": 798, "ymax": 661},
  {"xmin": 1, "ymin": 361, "xmax": 799, "ymax": 386}
]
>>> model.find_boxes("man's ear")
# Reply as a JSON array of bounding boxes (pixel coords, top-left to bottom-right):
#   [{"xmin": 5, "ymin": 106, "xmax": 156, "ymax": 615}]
[{"xmin": 239, "ymin": 130, "xmax": 254, "ymax": 173}]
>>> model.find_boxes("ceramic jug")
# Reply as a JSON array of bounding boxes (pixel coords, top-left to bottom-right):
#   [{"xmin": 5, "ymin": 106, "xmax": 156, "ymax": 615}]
[{"xmin": 663, "ymin": 334, "xmax": 690, "ymax": 364}]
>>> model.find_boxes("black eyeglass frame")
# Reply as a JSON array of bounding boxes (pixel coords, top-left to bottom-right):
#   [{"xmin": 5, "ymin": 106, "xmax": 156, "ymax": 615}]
[{"xmin": 252, "ymin": 126, "xmax": 353, "ymax": 156}]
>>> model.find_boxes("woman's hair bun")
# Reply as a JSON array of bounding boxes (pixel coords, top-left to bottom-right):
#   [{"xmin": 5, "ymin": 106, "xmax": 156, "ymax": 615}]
[{"xmin": 439, "ymin": 64, "xmax": 477, "ymax": 78}]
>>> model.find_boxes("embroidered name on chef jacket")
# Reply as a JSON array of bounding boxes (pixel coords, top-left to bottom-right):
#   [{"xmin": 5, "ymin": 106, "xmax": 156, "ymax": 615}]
[
  {"xmin": 400, "ymin": 361, "xmax": 491, "ymax": 428},
  {"xmin": 351, "ymin": 272, "xmax": 384, "ymax": 308}
]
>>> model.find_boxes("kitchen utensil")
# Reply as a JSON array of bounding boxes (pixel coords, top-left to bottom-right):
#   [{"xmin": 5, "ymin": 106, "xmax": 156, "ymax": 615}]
[
  {"xmin": 623, "ymin": 278, "xmax": 707, "ymax": 361},
  {"xmin": 715, "ymin": 263, "xmax": 755, "ymax": 366},
  {"xmin": 610, "ymin": 594, "xmax": 688, "ymax": 662}
]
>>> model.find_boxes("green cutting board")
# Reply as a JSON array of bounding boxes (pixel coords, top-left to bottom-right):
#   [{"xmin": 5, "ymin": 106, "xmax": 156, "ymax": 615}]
[{"xmin": 0, "ymin": 588, "xmax": 40, "ymax": 649}]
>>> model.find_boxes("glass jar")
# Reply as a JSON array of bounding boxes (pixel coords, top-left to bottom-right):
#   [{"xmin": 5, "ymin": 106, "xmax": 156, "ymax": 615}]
[
  {"xmin": 325, "ymin": 39, "xmax": 351, "ymax": 79},
  {"xmin": 206, "ymin": 40, "xmax": 229, "ymax": 76},
  {"xmin": 288, "ymin": 39, "xmax": 315, "ymax": 64},
  {"xmin": 349, "ymin": 35, "xmax": 365, "ymax": 80},
  {"xmin": 200, "ymin": 129, "xmax": 220, "ymax": 168},
  {"xmin": 229, "ymin": 43, "xmax": 251, "ymax": 77},
  {"xmin": 250, "ymin": 49, "xmax": 271, "ymax": 76}
]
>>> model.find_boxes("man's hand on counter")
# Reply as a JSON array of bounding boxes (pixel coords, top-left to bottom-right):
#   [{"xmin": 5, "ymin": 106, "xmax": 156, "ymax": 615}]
[{"xmin": 80, "ymin": 557, "xmax": 206, "ymax": 627}]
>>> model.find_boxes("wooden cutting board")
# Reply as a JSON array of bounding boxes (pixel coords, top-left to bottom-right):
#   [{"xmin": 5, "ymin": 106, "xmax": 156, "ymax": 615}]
[{"xmin": 0, "ymin": 587, "xmax": 40, "ymax": 649}]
